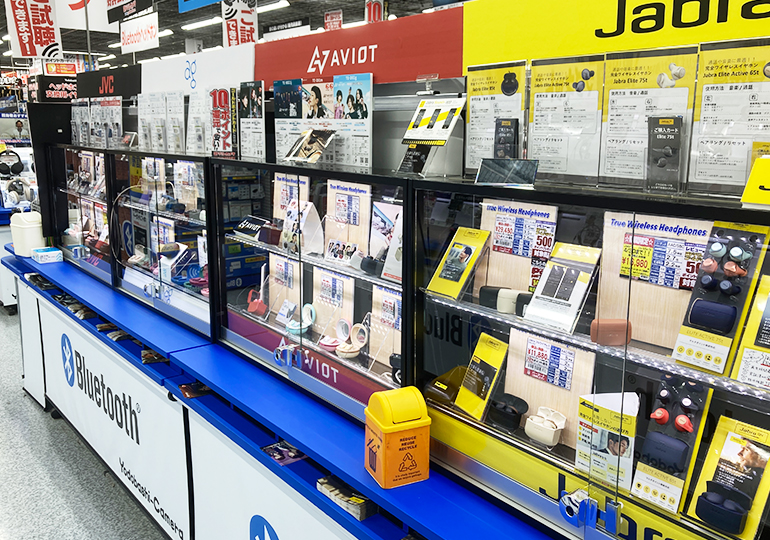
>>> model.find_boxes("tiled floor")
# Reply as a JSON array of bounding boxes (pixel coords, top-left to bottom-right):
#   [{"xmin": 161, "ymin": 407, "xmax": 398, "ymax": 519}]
[{"xmin": 0, "ymin": 307, "xmax": 167, "ymax": 540}]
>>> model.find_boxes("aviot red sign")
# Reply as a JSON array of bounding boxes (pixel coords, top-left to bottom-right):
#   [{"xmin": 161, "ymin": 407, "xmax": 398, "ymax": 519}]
[{"xmin": 254, "ymin": 8, "xmax": 463, "ymax": 86}]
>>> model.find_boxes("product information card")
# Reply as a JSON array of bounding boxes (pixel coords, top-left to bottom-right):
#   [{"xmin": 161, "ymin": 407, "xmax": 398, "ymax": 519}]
[
  {"xmin": 690, "ymin": 42, "xmax": 770, "ymax": 193},
  {"xmin": 599, "ymin": 47, "xmax": 697, "ymax": 187},
  {"xmin": 529, "ymin": 55, "xmax": 604, "ymax": 179},
  {"xmin": 466, "ymin": 61, "xmax": 526, "ymax": 173}
]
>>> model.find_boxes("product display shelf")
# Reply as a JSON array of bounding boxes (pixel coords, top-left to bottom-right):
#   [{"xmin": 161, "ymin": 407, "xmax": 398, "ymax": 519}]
[
  {"xmin": 0, "ymin": 254, "xmax": 185, "ymax": 385},
  {"xmin": 227, "ymin": 232, "xmax": 403, "ymax": 291},
  {"xmin": 414, "ymin": 177, "xmax": 770, "ymax": 221},
  {"xmin": 169, "ymin": 343, "xmax": 553, "ymax": 540},
  {"xmin": 5, "ymin": 243, "xmax": 209, "ymax": 357},
  {"xmin": 425, "ymin": 290, "xmax": 770, "ymax": 403},
  {"xmin": 118, "ymin": 199, "xmax": 207, "ymax": 227},
  {"xmin": 0, "ymin": 207, "xmax": 12, "ymax": 226},
  {"xmin": 164, "ymin": 387, "xmax": 406, "ymax": 540},
  {"xmin": 58, "ymin": 187, "xmax": 107, "ymax": 206}
]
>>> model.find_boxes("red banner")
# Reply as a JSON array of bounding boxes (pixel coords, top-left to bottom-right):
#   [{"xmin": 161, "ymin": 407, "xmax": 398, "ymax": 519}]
[{"xmin": 254, "ymin": 8, "xmax": 463, "ymax": 87}]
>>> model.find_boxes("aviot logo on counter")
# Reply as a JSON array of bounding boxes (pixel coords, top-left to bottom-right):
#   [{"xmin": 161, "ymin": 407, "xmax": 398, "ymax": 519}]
[
  {"xmin": 307, "ymin": 44, "xmax": 378, "ymax": 75},
  {"xmin": 249, "ymin": 515, "xmax": 279, "ymax": 540},
  {"xmin": 61, "ymin": 333, "xmax": 141, "ymax": 445}
]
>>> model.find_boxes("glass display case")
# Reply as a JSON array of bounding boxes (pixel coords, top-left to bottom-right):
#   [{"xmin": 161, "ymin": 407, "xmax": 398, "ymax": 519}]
[
  {"xmin": 53, "ymin": 147, "xmax": 113, "ymax": 284},
  {"xmin": 412, "ymin": 178, "xmax": 770, "ymax": 540},
  {"xmin": 112, "ymin": 150, "xmax": 212, "ymax": 336},
  {"xmin": 212, "ymin": 160, "xmax": 411, "ymax": 418}
]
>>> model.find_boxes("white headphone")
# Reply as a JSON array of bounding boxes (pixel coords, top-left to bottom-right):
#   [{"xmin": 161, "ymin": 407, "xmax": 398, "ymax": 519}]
[{"xmin": 7, "ymin": 177, "xmax": 32, "ymax": 204}]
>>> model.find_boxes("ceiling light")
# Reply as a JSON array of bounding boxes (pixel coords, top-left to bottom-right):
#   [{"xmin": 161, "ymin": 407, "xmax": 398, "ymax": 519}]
[
  {"xmin": 257, "ymin": 0, "xmax": 289, "ymax": 13},
  {"xmin": 181, "ymin": 16, "xmax": 222, "ymax": 31},
  {"xmin": 2, "ymin": 51, "xmax": 12, "ymax": 57},
  {"xmin": 63, "ymin": 51, "xmax": 105, "ymax": 56},
  {"xmin": 121, "ymin": 64, "xmax": 128, "ymax": 67},
  {"xmin": 108, "ymin": 42, "xmax": 121, "ymax": 48},
  {"xmin": 341, "ymin": 20, "xmax": 367, "ymax": 29},
  {"xmin": 161, "ymin": 52, "xmax": 185, "ymax": 60},
  {"xmin": 99, "ymin": 62, "xmax": 111, "ymax": 68},
  {"xmin": 101, "ymin": 54, "xmax": 116, "ymax": 61},
  {"xmin": 422, "ymin": 8, "xmax": 435, "ymax": 13},
  {"xmin": 139, "ymin": 57, "xmax": 160, "ymax": 63},
  {"xmin": 388, "ymin": 14, "xmax": 397, "ymax": 20},
  {"xmin": 158, "ymin": 29, "xmax": 173, "ymax": 38},
  {"xmin": 313, "ymin": 27, "xmax": 325, "ymax": 33},
  {"xmin": 1, "ymin": 35, "xmax": 9, "ymax": 41},
  {"xmin": 110, "ymin": 65, "xmax": 119, "ymax": 69}
]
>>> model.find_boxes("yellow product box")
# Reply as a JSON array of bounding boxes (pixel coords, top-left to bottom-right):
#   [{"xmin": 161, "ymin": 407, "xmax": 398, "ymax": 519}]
[{"xmin": 364, "ymin": 387, "xmax": 431, "ymax": 489}]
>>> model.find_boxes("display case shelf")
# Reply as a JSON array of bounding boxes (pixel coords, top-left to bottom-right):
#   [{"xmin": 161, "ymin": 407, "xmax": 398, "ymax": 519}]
[
  {"xmin": 58, "ymin": 187, "xmax": 108, "ymax": 205},
  {"xmin": 118, "ymin": 200, "xmax": 207, "ymax": 227},
  {"xmin": 227, "ymin": 232, "xmax": 403, "ymax": 291}
]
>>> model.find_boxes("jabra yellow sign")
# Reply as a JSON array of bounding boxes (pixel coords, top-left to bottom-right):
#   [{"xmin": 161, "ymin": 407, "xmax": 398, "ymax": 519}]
[{"xmin": 464, "ymin": 0, "xmax": 770, "ymax": 69}]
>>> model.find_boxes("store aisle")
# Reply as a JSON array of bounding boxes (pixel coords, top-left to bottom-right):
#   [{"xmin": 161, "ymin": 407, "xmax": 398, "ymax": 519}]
[{"xmin": 0, "ymin": 310, "xmax": 167, "ymax": 540}]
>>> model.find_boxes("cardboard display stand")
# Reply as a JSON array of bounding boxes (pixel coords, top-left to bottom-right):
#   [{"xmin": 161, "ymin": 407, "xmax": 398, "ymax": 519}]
[
  {"xmin": 598, "ymin": 212, "xmax": 712, "ymax": 350},
  {"xmin": 476, "ymin": 198, "xmax": 559, "ymax": 296},
  {"xmin": 325, "ymin": 180, "xmax": 372, "ymax": 256},
  {"xmin": 504, "ymin": 327, "xmax": 595, "ymax": 449},
  {"xmin": 311, "ymin": 268, "xmax": 355, "ymax": 338},
  {"xmin": 267, "ymin": 253, "xmax": 301, "ymax": 327},
  {"xmin": 272, "ymin": 173, "xmax": 310, "ymax": 219},
  {"xmin": 369, "ymin": 286, "xmax": 402, "ymax": 369}
]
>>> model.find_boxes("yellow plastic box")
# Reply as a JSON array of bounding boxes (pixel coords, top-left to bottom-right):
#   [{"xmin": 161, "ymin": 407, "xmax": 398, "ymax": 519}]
[{"xmin": 364, "ymin": 387, "xmax": 431, "ymax": 489}]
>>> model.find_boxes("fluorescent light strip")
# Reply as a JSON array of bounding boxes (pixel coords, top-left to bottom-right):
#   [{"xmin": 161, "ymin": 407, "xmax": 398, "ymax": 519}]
[
  {"xmin": 101, "ymin": 54, "xmax": 116, "ymax": 61},
  {"xmin": 139, "ymin": 57, "xmax": 160, "ymax": 64},
  {"xmin": 99, "ymin": 63, "xmax": 111, "ymax": 68},
  {"xmin": 181, "ymin": 16, "xmax": 222, "ymax": 31},
  {"xmin": 108, "ymin": 42, "xmax": 121, "ymax": 48},
  {"xmin": 2, "ymin": 35, "xmax": 9, "ymax": 41},
  {"xmin": 257, "ymin": 0, "xmax": 289, "ymax": 13},
  {"xmin": 63, "ymin": 50, "xmax": 106, "ymax": 56},
  {"xmin": 341, "ymin": 20, "xmax": 367, "ymax": 29},
  {"xmin": 158, "ymin": 29, "xmax": 173, "ymax": 37},
  {"xmin": 2, "ymin": 51, "xmax": 12, "ymax": 57}
]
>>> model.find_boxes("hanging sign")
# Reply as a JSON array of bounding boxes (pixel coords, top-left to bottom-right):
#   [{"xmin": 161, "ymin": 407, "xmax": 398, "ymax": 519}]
[{"xmin": 5, "ymin": 0, "xmax": 64, "ymax": 58}]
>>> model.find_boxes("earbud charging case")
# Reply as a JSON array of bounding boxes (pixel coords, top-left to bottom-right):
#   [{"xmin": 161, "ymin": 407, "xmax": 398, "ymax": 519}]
[
  {"xmin": 336, "ymin": 322, "xmax": 368, "ymax": 359},
  {"xmin": 640, "ymin": 430, "xmax": 689, "ymax": 473},
  {"xmin": 695, "ymin": 481, "xmax": 751, "ymax": 534},
  {"xmin": 525, "ymin": 407, "xmax": 566, "ymax": 446},
  {"xmin": 287, "ymin": 304, "xmax": 315, "ymax": 335}
]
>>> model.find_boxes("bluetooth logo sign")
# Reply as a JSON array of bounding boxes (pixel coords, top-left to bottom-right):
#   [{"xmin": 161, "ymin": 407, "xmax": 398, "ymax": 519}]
[
  {"xmin": 122, "ymin": 221, "xmax": 134, "ymax": 257},
  {"xmin": 61, "ymin": 334, "xmax": 75, "ymax": 387},
  {"xmin": 185, "ymin": 60, "xmax": 197, "ymax": 90},
  {"xmin": 249, "ymin": 515, "xmax": 279, "ymax": 540}
]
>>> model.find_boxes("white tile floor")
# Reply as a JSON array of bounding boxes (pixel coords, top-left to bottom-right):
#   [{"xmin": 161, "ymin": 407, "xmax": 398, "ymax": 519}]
[{"xmin": 0, "ymin": 307, "xmax": 168, "ymax": 540}]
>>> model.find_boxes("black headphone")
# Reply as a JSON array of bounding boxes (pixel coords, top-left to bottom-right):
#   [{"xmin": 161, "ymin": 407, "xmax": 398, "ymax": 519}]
[{"xmin": 0, "ymin": 150, "xmax": 23, "ymax": 176}]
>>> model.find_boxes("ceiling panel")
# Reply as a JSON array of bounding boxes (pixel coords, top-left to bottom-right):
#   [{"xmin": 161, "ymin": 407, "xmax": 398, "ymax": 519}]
[{"xmin": 0, "ymin": 0, "xmax": 436, "ymax": 69}]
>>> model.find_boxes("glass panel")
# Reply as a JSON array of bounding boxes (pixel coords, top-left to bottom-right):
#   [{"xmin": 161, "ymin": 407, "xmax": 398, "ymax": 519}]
[
  {"xmin": 218, "ymin": 163, "xmax": 404, "ymax": 414},
  {"xmin": 113, "ymin": 152, "xmax": 210, "ymax": 336},
  {"xmin": 57, "ymin": 148, "xmax": 112, "ymax": 284}
]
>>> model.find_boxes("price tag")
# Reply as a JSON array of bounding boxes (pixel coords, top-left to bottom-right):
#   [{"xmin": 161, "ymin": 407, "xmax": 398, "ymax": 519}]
[
  {"xmin": 381, "ymin": 295, "xmax": 402, "ymax": 331},
  {"xmin": 274, "ymin": 260, "xmax": 293, "ymax": 288},
  {"xmin": 321, "ymin": 275, "xmax": 343, "ymax": 306},
  {"xmin": 620, "ymin": 233, "xmax": 704, "ymax": 291},
  {"xmin": 280, "ymin": 184, "xmax": 297, "ymax": 211},
  {"xmin": 524, "ymin": 337, "xmax": 574, "ymax": 390},
  {"xmin": 335, "ymin": 194, "xmax": 360, "ymax": 225}
]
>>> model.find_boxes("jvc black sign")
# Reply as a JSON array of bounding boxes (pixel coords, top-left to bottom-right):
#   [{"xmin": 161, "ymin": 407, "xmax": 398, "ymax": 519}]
[
  {"xmin": 64, "ymin": 334, "xmax": 141, "ymax": 445},
  {"xmin": 76, "ymin": 64, "xmax": 141, "ymax": 98}
]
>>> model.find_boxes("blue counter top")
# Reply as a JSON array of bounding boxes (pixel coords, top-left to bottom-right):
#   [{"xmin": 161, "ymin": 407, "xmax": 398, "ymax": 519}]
[{"xmin": 171, "ymin": 344, "xmax": 554, "ymax": 540}]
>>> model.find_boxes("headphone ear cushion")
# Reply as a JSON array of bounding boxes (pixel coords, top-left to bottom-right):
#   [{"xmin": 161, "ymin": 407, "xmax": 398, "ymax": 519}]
[
  {"xmin": 8, "ymin": 191, "xmax": 18, "ymax": 205},
  {"xmin": 11, "ymin": 161, "xmax": 23, "ymax": 175},
  {"xmin": 0, "ymin": 163, "xmax": 10, "ymax": 176}
]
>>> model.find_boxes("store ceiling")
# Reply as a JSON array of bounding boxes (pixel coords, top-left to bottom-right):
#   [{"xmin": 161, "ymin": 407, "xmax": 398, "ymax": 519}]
[{"xmin": 0, "ymin": 0, "xmax": 434, "ymax": 69}]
